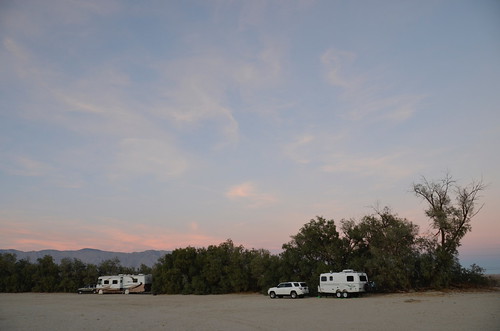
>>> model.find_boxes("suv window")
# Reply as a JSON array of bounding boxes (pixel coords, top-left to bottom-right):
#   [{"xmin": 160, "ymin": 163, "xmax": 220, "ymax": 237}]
[
  {"xmin": 300, "ymin": 282, "xmax": 308, "ymax": 287},
  {"xmin": 293, "ymin": 283, "xmax": 300, "ymax": 287},
  {"xmin": 285, "ymin": 283, "xmax": 292, "ymax": 287}
]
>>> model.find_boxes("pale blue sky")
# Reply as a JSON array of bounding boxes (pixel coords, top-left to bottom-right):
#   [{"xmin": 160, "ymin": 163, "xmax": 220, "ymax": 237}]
[{"xmin": 1, "ymin": 0, "xmax": 499, "ymax": 272}]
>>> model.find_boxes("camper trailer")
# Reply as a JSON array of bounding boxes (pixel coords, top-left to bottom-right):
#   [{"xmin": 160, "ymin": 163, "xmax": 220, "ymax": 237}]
[
  {"xmin": 96, "ymin": 274, "xmax": 152, "ymax": 294},
  {"xmin": 318, "ymin": 269, "xmax": 369, "ymax": 298}
]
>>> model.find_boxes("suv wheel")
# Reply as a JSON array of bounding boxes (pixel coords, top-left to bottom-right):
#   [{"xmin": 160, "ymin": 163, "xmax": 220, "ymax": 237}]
[
  {"xmin": 290, "ymin": 291, "xmax": 297, "ymax": 299},
  {"xmin": 269, "ymin": 291, "xmax": 276, "ymax": 299}
]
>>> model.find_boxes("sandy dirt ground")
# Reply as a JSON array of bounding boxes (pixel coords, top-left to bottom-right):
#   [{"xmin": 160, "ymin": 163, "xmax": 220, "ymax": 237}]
[{"xmin": 1, "ymin": 291, "xmax": 499, "ymax": 331}]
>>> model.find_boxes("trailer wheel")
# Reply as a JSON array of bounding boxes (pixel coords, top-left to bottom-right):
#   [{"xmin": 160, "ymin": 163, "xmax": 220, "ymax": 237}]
[
  {"xmin": 125, "ymin": 289, "xmax": 130, "ymax": 295},
  {"xmin": 290, "ymin": 291, "xmax": 297, "ymax": 299},
  {"xmin": 269, "ymin": 291, "xmax": 276, "ymax": 299},
  {"xmin": 342, "ymin": 291, "xmax": 349, "ymax": 298},
  {"xmin": 336, "ymin": 291, "xmax": 342, "ymax": 298},
  {"xmin": 98, "ymin": 289, "xmax": 103, "ymax": 295}
]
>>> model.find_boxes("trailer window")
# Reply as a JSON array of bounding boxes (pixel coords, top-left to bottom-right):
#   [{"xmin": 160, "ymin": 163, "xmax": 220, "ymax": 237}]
[
  {"xmin": 104, "ymin": 280, "xmax": 109, "ymax": 285},
  {"xmin": 112, "ymin": 280, "xmax": 118, "ymax": 284},
  {"xmin": 132, "ymin": 278, "xmax": 138, "ymax": 283},
  {"xmin": 347, "ymin": 276, "xmax": 354, "ymax": 282},
  {"xmin": 329, "ymin": 276, "xmax": 333, "ymax": 281},
  {"xmin": 359, "ymin": 275, "xmax": 367, "ymax": 281},
  {"xmin": 321, "ymin": 276, "xmax": 327, "ymax": 282}
]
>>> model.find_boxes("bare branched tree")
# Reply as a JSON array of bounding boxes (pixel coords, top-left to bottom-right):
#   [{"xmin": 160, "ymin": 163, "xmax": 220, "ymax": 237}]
[{"xmin": 412, "ymin": 172, "xmax": 486, "ymax": 254}]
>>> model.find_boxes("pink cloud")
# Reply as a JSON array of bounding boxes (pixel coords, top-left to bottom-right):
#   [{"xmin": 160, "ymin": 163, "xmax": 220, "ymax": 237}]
[
  {"xmin": 226, "ymin": 182, "xmax": 256, "ymax": 198},
  {"xmin": 225, "ymin": 181, "xmax": 277, "ymax": 207}
]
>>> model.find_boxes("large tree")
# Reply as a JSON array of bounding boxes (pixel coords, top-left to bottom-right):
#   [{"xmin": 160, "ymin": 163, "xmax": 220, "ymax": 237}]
[
  {"xmin": 412, "ymin": 173, "xmax": 485, "ymax": 286},
  {"xmin": 412, "ymin": 173, "xmax": 485, "ymax": 255},
  {"xmin": 282, "ymin": 216, "xmax": 346, "ymax": 269},
  {"xmin": 342, "ymin": 207, "xmax": 419, "ymax": 291},
  {"xmin": 281, "ymin": 216, "xmax": 347, "ymax": 294}
]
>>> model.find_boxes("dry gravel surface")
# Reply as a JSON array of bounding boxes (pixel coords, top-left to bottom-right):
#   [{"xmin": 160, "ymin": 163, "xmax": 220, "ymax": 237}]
[{"xmin": 1, "ymin": 291, "xmax": 499, "ymax": 330}]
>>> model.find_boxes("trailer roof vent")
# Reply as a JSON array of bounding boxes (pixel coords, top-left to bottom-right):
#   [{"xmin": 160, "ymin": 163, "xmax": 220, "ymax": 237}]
[{"xmin": 342, "ymin": 269, "xmax": 354, "ymax": 273}]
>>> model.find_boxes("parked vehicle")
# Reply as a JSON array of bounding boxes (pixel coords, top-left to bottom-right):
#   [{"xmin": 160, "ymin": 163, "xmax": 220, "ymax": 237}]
[
  {"xmin": 268, "ymin": 282, "xmax": 309, "ymax": 299},
  {"xmin": 96, "ymin": 274, "xmax": 152, "ymax": 294},
  {"xmin": 318, "ymin": 269, "xmax": 369, "ymax": 298},
  {"xmin": 77, "ymin": 284, "xmax": 96, "ymax": 294}
]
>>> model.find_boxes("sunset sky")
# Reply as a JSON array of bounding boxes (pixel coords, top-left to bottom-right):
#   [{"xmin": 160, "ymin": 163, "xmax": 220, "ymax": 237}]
[{"xmin": 1, "ymin": 1, "xmax": 499, "ymax": 273}]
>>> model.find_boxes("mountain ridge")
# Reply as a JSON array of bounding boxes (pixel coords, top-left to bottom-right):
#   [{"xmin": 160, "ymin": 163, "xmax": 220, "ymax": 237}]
[{"xmin": 0, "ymin": 248, "xmax": 170, "ymax": 269}]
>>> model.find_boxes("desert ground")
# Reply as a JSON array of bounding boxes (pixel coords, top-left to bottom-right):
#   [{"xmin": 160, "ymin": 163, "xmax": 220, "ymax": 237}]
[{"xmin": 1, "ymin": 291, "xmax": 499, "ymax": 331}]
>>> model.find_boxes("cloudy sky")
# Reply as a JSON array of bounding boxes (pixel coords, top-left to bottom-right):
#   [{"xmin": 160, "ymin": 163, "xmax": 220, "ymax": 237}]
[{"xmin": 1, "ymin": 0, "xmax": 499, "ymax": 272}]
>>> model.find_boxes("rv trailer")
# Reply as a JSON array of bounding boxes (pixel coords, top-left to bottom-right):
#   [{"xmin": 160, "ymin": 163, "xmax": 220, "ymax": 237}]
[
  {"xmin": 96, "ymin": 274, "xmax": 152, "ymax": 294},
  {"xmin": 318, "ymin": 269, "xmax": 369, "ymax": 298}
]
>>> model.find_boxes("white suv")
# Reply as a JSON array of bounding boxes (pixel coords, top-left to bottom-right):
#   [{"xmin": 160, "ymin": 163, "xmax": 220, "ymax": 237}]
[{"xmin": 268, "ymin": 282, "xmax": 309, "ymax": 299}]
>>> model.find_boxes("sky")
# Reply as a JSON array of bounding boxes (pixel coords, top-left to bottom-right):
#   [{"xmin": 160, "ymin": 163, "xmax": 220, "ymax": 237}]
[{"xmin": 1, "ymin": 0, "xmax": 499, "ymax": 273}]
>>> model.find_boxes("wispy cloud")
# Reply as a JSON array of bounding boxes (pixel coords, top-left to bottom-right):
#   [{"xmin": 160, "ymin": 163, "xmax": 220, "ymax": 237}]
[
  {"xmin": 2, "ymin": 2, "xmax": 289, "ymax": 178},
  {"xmin": 284, "ymin": 134, "xmax": 315, "ymax": 164},
  {"xmin": 283, "ymin": 131, "xmax": 347, "ymax": 166},
  {"xmin": 156, "ymin": 46, "xmax": 285, "ymax": 147},
  {"xmin": 320, "ymin": 152, "xmax": 422, "ymax": 180},
  {"xmin": 321, "ymin": 49, "xmax": 359, "ymax": 88},
  {"xmin": 321, "ymin": 48, "xmax": 423, "ymax": 122},
  {"xmin": 2, "ymin": 36, "xmax": 188, "ymax": 182},
  {"xmin": 0, "ymin": 154, "xmax": 54, "ymax": 177},
  {"xmin": 111, "ymin": 138, "xmax": 189, "ymax": 181},
  {"xmin": 157, "ymin": 64, "xmax": 241, "ymax": 148},
  {"xmin": 234, "ymin": 44, "xmax": 285, "ymax": 89},
  {"xmin": 347, "ymin": 93, "xmax": 424, "ymax": 122},
  {"xmin": 0, "ymin": 152, "xmax": 85, "ymax": 188}
]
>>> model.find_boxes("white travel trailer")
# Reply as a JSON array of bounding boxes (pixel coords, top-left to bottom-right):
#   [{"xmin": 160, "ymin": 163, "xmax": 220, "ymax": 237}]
[
  {"xmin": 96, "ymin": 274, "xmax": 152, "ymax": 294},
  {"xmin": 318, "ymin": 269, "xmax": 369, "ymax": 298}
]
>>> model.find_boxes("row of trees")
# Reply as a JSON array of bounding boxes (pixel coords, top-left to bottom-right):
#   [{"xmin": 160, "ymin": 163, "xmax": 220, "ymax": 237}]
[
  {"xmin": 0, "ymin": 174, "xmax": 489, "ymax": 294},
  {"xmin": 0, "ymin": 254, "xmax": 151, "ymax": 293},
  {"xmin": 152, "ymin": 240, "xmax": 280, "ymax": 294}
]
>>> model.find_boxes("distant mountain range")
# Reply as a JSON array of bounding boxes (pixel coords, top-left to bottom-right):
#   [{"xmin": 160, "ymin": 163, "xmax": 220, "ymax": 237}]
[{"xmin": 0, "ymin": 248, "xmax": 171, "ymax": 269}]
